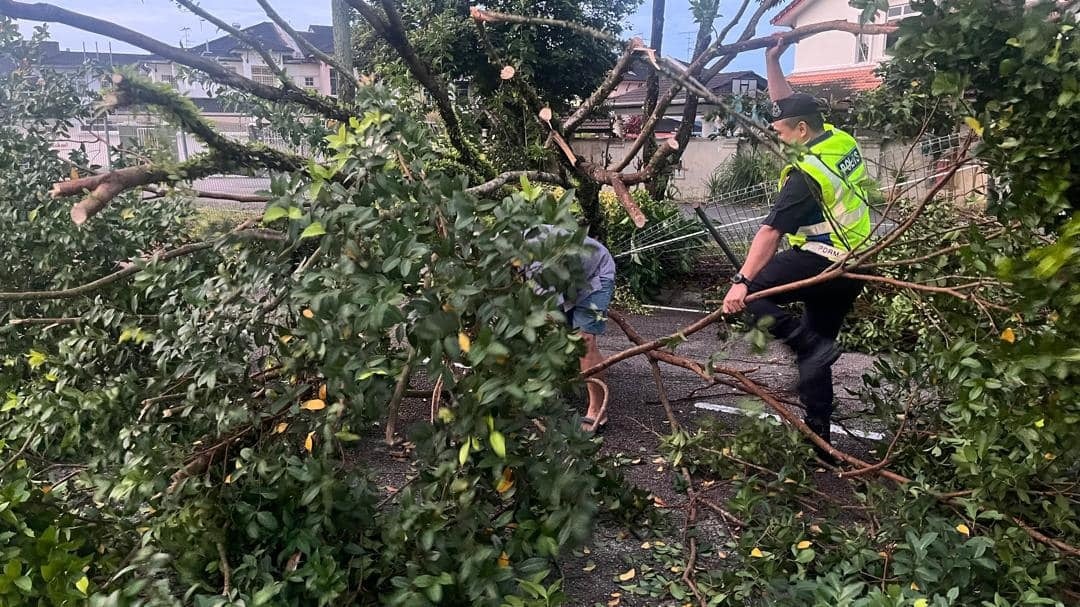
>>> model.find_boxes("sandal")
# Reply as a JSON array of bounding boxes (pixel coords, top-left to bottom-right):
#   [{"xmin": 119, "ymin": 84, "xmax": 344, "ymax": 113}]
[{"xmin": 581, "ymin": 415, "xmax": 609, "ymax": 433}]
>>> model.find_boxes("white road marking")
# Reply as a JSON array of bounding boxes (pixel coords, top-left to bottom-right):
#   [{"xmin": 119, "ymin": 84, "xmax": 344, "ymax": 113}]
[{"xmin": 693, "ymin": 401, "xmax": 885, "ymax": 440}]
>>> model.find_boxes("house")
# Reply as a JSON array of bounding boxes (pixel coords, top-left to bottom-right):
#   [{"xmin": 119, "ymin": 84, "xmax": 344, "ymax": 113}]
[
  {"xmin": 1, "ymin": 23, "xmax": 340, "ymax": 167},
  {"xmin": 5, "ymin": 22, "xmax": 339, "ymax": 100},
  {"xmin": 770, "ymin": 0, "xmax": 918, "ymax": 100},
  {"xmin": 606, "ymin": 68, "xmax": 767, "ymax": 138}
]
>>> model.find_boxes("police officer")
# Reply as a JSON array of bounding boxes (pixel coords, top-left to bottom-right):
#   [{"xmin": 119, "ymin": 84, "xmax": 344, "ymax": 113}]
[{"xmin": 721, "ymin": 39, "xmax": 872, "ymax": 458}]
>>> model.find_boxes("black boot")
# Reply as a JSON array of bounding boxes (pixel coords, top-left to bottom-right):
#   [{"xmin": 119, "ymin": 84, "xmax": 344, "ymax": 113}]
[
  {"xmin": 804, "ymin": 415, "xmax": 837, "ymax": 465},
  {"xmin": 784, "ymin": 327, "xmax": 841, "ymax": 380}
]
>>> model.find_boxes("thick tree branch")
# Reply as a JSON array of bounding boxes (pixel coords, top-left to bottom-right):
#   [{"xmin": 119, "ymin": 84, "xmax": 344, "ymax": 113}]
[
  {"xmin": 55, "ymin": 155, "xmax": 224, "ymax": 225},
  {"xmin": 562, "ymin": 38, "xmax": 644, "ymax": 137},
  {"xmin": 254, "ymin": 0, "xmax": 360, "ymax": 92},
  {"xmin": 706, "ymin": 20, "xmax": 896, "ymax": 69},
  {"xmin": 0, "ymin": 0, "xmax": 351, "ymax": 121},
  {"xmin": 107, "ymin": 73, "xmax": 307, "ymax": 173}
]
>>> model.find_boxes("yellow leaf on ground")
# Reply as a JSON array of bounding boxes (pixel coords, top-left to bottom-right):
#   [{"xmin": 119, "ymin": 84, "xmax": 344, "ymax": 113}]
[
  {"xmin": 1001, "ymin": 327, "xmax": 1016, "ymax": 343},
  {"xmin": 750, "ymin": 548, "xmax": 764, "ymax": 558},
  {"xmin": 497, "ymin": 552, "xmax": 510, "ymax": 568},
  {"xmin": 302, "ymin": 308, "xmax": 314, "ymax": 319},
  {"xmin": 318, "ymin": 384, "xmax": 327, "ymax": 401},
  {"xmin": 911, "ymin": 582, "xmax": 920, "ymax": 591},
  {"xmin": 275, "ymin": 422, "xmax": 289, "ymax": 434},
  {"xmin": 797, "ymin": 540, "xmax": 812, "ymax": 549},
  {"xmin": 810, "ymin": 524, "xmax": 823, "ymax": 534},
  {"xmin": 956, "ymin": 523, "xmax": 971, "ymax": 536},
  {"xmin": 1035, "ymin": 418, "xmax": 1045, "ymax": 428},
  {"xmin": 582, "ymin": 561, "xmax": 596, "ymax": 572},
  {"xmin": 75, "ymin": 575, "xmax": 89, "ymax": 594},
  {"xmin": 301, "ymin": 399, "xmax": 326, "ymax": 411},
  {"xmin": 458, "ymin": 332, "xmax": 471, "ymax": 353},
  {"xmin": 617, "ymin": 568, "xmax": 636, "ymax": 581},
  {"xmin": 304, "ymin": 432, "xmax": 314, "ymax": 453},
  {"xmin": 914, "ymin": 599, "xmax": 928, "ymax": 607},
  {"xmin": 224, "ymin": 474, "xmax": 233, "ymax": 484},
  {"xmin": 279, "ymin": 334, "xmax": 293, "ymax": 344}
]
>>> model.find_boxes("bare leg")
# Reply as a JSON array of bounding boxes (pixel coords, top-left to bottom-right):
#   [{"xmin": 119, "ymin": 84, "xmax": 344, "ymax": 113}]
[{"xmin": 580, "ymin": 332, "xmax": 607, "ymax": 425}]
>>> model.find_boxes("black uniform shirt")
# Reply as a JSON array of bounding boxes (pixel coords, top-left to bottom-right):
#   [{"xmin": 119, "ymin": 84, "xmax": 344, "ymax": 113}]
[{"xmin": 763, "ymin": 170, "xmax": 826, "ymax": 239}]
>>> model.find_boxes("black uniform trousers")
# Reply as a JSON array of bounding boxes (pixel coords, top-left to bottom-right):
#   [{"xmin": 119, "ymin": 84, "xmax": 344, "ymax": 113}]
[{"xmin": 744, "ymin": 249, "xmax": 864, "ymax": 420}]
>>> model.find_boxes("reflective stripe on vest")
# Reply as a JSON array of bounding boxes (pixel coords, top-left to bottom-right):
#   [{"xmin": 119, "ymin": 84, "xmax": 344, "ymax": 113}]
[{"xmin": 779, "ymin": 126, "xmax": 872, "ymax": 251}]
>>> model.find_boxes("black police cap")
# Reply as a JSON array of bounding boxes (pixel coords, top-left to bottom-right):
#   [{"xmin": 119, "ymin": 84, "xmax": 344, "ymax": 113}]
[{"xmin": 769, "ymin": 93, "xmax": 826, "ymax": 121}]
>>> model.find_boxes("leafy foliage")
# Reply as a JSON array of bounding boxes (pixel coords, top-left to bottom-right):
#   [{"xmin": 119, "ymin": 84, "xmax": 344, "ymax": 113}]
[
  {"xmin": 0, "ymin": 24, "xmax": 650, "ymax": 606},
  {"xmin": 669, "ymin": 0, "xmax": 1080, "ymax": 602}
]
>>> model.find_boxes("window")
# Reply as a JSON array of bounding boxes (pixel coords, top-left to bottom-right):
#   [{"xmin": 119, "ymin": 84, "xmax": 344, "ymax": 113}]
[
  {"xmin": 161, "ymin": 74, "xmax": 177, "ymax": 87},
  {"xmin": 329, "ymin": 68, "xmax": 338, "ymax": 96},
  {"xmin": 304, "ymin": 76, "xmax": 315, "ymax": 87},
  {"xmin": 251, "ymin": 65, "xmax": 278, "ymax": 87},
  {"xmin": 733, "ymin": 79, "xmax": 755, "ymax": 94},
  {"xmin": 855, "ymin": 34, "xmax": 870, "ymax": 63}
]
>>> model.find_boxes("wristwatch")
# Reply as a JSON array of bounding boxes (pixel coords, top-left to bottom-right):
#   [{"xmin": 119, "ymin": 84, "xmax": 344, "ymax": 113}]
[{"xmin": 731, "ymin": 272, "xmax": 746, "ymax": 285}]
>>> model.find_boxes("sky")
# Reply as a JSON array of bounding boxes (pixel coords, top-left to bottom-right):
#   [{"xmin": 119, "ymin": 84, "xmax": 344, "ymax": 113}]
[{"xmin": 13, "ymin": 0, "xmax": 791, "ymax": 73}]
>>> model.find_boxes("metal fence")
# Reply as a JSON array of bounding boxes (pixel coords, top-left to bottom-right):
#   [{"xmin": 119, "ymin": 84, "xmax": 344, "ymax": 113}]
[{"xmin": 608, "ymin": 133, "xmax": 985, "ymax": 269}]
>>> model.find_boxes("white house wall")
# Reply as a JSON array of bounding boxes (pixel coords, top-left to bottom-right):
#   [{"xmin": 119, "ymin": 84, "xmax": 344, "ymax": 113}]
[{"xmin": 789, "ymin": 0, "xmax": 868, "ymax": 72}]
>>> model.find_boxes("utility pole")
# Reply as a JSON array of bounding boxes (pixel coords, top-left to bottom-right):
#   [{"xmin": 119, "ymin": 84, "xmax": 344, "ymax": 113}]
[{"xmin": 331, "ymin": 0, "xmax": 355, "ymax": 102}]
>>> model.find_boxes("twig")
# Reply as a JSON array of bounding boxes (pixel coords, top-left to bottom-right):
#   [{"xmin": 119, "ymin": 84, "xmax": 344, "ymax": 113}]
[
  {"xmin": 700, "ymin": 497, "xmax": 747, "ymax": 528},
  {"xmin": 429, "ymin": 374, "xmax": 445, "ymax": 424},
  {"xmin": 583, "ymin": 378, "xmax": 610, "ymax": 432},
  {"xmin": 216, "ymin": 542, "xmax": 231, "ymax": 595},
  {"xmin": 1012, "ymin": 517, "xmax": 1080, "ymax": 558},
  {"xmin": 0, "ymin": 430, "xmax": 37, "ymax": 474},
  {"xmin": 376, "ymin": 475, "xmax": 418, "ymax": 510},
  {"xmin": 465, "ymin": 171, "xmax": 566, "ymax": 195},
  {"xmin": 385, "ymin": 348, "xmax": 415, "ymax": 445}
]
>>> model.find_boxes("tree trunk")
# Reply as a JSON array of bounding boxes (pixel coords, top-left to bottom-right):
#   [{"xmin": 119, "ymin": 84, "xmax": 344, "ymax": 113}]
[
  {"xmin": 332, "ymin": 0, "xmax": 355, "ymax": 102},
  {"xmin": 578, "ymin": 179, "xmax": 606, "ymax": 242},
  {"xmin": 642, "ymin": 0, "xmax": 665, "ymax": 200}
]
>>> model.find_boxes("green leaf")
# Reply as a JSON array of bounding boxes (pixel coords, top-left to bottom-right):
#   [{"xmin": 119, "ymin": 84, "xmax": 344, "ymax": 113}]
[
  {"xmin": 334, "ymin": 431, "xmax": 361, "ymax": 442},
  {"xmin": 252, "ymin": 581, "xmax": 283, "ymax": 605},
  {"xmin": 458, "ymin": 440, "xmax": 470, "ymax": 466},
  {"xmin": 489, "ymin": 430, "xmax": 507, "ymax": 458},
  {"xmin": 14, "ymin": 576, "xmax": 32, "ymax": 592},
  {"xmin": 300, "ymin": 222, "xmax": 326, "ymax": 239},
  {"xmin": 262, "ymin": 206, "xmax": 288, "ymax": 222}
]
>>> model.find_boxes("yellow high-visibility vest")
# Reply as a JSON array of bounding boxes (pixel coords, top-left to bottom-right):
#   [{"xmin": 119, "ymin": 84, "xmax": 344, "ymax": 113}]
[{"xmin": 779, "ymin": 125, "xmax": 872, "ymax": 251}]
